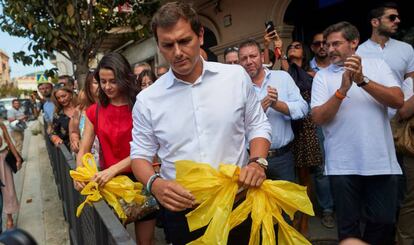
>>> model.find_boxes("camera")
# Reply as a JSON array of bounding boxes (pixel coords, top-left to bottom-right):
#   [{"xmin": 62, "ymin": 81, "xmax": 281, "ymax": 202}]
[{"xmin": 265, "ymin": 21, "xmax": 275, "ymax": 34}]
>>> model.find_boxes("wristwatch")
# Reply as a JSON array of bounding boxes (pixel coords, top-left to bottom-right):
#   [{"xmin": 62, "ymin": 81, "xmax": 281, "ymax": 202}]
[
  {"xmin": 248, "ymin": 157, "xmax": 268, "ymax": 170},
  {"xmin": 357, "ymin": 76, "xmax": 370, "ymax": 87}
]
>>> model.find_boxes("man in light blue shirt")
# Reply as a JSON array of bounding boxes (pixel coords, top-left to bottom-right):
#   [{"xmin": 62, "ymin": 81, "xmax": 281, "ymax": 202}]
[
  {"xmin": 36, "ymin": 82, "xmax": 55, "ymax": 124},
  {"xmin": 239, "ymin": 39, "xmax": 308, "ymax": 182}
]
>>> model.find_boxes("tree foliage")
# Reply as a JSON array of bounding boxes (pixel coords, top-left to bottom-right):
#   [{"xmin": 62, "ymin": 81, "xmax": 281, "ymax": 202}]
[{"xmin": 0, "ymin": 0, "xmax": 159, "ymax": 85}]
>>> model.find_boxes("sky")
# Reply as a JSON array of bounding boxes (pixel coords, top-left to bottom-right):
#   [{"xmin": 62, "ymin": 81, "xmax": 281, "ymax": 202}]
[{"xmin": 0, "ymin": 7, "xmax": 55, "ymax": 79}]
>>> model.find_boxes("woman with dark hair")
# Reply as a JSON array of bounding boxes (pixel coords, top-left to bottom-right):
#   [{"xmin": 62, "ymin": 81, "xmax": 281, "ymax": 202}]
[
  {"xmin": 274, "ymin": 38, "xmax": 325, "ymax": 235},
  {"xmin": 49, "ymin": 86, "xmax": 77, "ymax": 148},
  {"xmin": 75, "ymin": 53, "xmax": 155, "ymax": 244},
  {"xmin": 137, "ymin": 69, "xmax": 156, "ymax": 90},
  {"xmin": 69, "ymin": 70, "xmax": 99, "ymax": 154}
]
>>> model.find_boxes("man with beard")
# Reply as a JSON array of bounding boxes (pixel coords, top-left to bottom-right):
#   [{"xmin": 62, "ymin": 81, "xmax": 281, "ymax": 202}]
[
  {"xmin": 310, "ymin": 32, "xmax": 331, "ymax": 73},
  {"xmin": 311, "ymin": 21, "xmax": 403, "ymax": 245},
  {"xmin": 309, "ymin": 32, "xmax": 336, "ymax": 229},
  {"xmin": 36, "ymin": 82, "xmax": 55, "ymax": 124},
  {"xmin": 357, "ymin": 4, "xmax": 414, "ymax": 243},
  {"xmin": 357, "ymin": 3, "xmax": 414, "ymax": 244},
  {"xmin": 238, "ymin": 39, "xmax": 308, "ymax": 182}
]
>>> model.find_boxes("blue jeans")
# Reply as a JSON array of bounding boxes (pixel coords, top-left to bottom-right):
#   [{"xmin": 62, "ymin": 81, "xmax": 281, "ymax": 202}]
[
  {"xmin": 266, "ymin": 150, "xmax": 295, "ymax": 182},
  {"xmin": 314, "ymin": 126, "xmax": 334, "ymax": 213},
  {"xmin": 314, "ymin": 165, "xmax": 334, "ymax": 213},
  {"xmin": 330, "ymin": 175, "xmax": 398, "ymax": 245}
]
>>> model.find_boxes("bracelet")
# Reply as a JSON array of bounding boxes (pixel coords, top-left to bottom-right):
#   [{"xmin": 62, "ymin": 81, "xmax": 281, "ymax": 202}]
[
  {"xmin": 146, "ymin": 173, "xmax": 161, "ymax": 194},
  {"xmin": 335, "ymin": 89, "xmax": 346, "ymax": 100}
]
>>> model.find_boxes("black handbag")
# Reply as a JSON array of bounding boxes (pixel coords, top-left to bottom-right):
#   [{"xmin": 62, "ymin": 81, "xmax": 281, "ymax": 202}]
[{"xmin": 5, "ymin": 151, "xmax": 21, "ymax": 173}]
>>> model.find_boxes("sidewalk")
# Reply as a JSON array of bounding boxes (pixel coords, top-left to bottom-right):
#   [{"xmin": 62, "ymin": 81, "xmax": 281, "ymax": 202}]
[{"xmin": 5, "ymin": 127, "xmax": 69, "ymax": 244}]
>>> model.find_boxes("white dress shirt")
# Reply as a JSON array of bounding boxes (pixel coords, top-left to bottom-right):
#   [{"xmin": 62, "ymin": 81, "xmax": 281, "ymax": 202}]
[
  {"xmin": 253, "ymin": 68, "xmax": 308, "ymax": 149},
  {"xmin": 311, "ymin": 59, "xmax": 402, "ymax": 176},
  {"xmin": 130, "ymin": 59, "xmax": 272, "ymax": 180}
]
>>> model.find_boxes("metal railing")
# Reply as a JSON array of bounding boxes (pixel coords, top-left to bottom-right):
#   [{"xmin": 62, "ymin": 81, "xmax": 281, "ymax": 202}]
[{"xmin": 42, "ymin": 122, "xmax": 136, "ymax": 245}]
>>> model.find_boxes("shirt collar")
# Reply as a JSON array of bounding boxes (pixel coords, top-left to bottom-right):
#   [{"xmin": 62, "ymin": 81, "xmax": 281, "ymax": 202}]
[
  {"xmin": 310, "ymin": 58, "xmax": 319, "ymax": 71},
  {"xmin": 367, "ymin": 38, "xmax": 392, "ymax": 48},
  {"xmin": 165, "ymin": 57, "xmax": 220, "ymax": 89}
]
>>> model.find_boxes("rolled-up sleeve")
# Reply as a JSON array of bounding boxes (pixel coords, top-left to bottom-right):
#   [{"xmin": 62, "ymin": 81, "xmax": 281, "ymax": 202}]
[
  {"xmin": 130, "ymin": 95, "xmax": 158, "ymax": 162},
  {"xmin": 243, "ymin": 72, "xmax": 272, "ymax": 143},
  {"xmin": 284, "ymin": 75, "xmax": 309, "ymax": 120}
]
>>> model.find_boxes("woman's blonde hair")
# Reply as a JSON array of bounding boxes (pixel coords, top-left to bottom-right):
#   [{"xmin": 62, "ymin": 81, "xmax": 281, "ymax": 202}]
[{"xmin": 52, "ymin": 86, "xmax": 77, "ymax": 113}]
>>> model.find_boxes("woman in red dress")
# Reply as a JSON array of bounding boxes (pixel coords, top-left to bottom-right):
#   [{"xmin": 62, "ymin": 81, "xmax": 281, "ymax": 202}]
[{"xmin": 75, "ymin": 52, "xmax": 155, "ymax": 244}]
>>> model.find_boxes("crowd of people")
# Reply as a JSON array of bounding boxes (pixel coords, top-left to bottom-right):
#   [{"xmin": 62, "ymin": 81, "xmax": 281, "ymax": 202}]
[{"xmin": 5, "ymin": 1, "xmax": 413, "ymax": 244}]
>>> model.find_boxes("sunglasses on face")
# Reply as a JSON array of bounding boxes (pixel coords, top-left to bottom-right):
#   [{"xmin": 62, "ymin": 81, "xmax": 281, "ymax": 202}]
[
  {"xmin": 381, "ymin": 14, "xmax": 400, "ymax": 22},
  {"xmin": 287, "ymin": 44, "xmax": 302, "ymax": 50},
  {"xmin": 312, "ymin": 41, "xmax": 326, "ymax": 47}
]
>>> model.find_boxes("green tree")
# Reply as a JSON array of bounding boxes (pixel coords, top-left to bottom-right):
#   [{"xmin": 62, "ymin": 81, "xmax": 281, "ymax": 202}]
[{"xmin": 0, "ymin": 0, "xmax": 159, "ymax": 87}]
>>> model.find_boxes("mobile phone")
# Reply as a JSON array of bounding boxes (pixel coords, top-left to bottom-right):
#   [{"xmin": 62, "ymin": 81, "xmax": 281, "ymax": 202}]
[{"xmin": 265, "ymin": 21, "xmax": 275, "ymax": 34}]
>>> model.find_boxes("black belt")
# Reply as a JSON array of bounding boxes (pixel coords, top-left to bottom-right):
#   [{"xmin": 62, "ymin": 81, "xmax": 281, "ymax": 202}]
[{"xmin": 267, "ymin": 142, "xmax": 292, "ymax": 158}]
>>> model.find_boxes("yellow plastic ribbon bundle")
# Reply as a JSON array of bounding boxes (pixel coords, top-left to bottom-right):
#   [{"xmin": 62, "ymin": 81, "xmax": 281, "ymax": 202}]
[
  {"xmin": 175, "ymin": 160, "xmax": 314, "ymax": 245},
  {"xmin": 69, "ymin": 153, "xmax": 145, "ymax": 223}
]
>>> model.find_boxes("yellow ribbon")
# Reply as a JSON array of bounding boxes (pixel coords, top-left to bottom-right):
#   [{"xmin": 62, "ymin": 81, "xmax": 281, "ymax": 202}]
[
  {"xmin": 69, "ymin": 153, "xmax": 145, "ymax": 223},
  {"xmin": 175, "ymin": 160, "xmax": 314, "ymax": 245}
]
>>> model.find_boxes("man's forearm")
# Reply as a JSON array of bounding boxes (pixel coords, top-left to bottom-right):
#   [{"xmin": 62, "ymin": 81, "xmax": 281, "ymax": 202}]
[
  {"xmin": 131, "ymin": 158, "xmax": 156, "ymax": 185},
  {"xmin": 249, "ymin": 137, "xmax": 270, "ymax": 158},
  {"xmin": 270, "ymin": 101, "xmax": 290, "ymax": 116},
  {"xmin": 362, "ymin": 82, "xmax": 403, "ymax": 109},
  {"xmin": 312, "ymin": 95, "xmax": 343, "ymax": 125}
]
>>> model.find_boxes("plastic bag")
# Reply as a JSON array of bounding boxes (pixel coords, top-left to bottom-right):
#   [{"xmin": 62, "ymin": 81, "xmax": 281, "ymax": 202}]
[
  {"xmin": 175, "ymin": 160, "xmax": 314, "ymax": 245},
  {"xmin": 176, "ymin": 161, "xmax": 239, "ymax": 245},
  {"xmin": 69, "ymin": 153, "xmax": 146, "ymax": 223}
]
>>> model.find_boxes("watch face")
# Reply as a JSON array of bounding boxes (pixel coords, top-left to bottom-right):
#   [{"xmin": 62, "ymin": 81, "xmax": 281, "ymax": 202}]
[{"xmin": 257, "ymin": 158, "xmax": 268, "ymax": 166}]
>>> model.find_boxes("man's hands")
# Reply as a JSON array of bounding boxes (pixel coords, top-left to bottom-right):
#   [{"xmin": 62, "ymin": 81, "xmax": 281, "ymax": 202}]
[
  {"xmin": 340, "ymin": 54, "xmax": 365, "ymax": 96},
  {"xmin": 261, "ymin": 86, "xmax": 278, "ymax": 111},
  {"xmin": 239, "ymin": 162, "xmax": 266, "ymax": 188},
  {"xmin": 151, "ymin": 178, "xmax": 195, "ymax": 212}
]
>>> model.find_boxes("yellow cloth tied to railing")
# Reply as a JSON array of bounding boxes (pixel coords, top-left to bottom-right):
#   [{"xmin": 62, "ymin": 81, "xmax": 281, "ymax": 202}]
[
  {"xmin": 69, "ymin": 153, "xmax": 145, "ymax": 223},
  {"xmin": 175, "ymin": 160, "xmax": 314, "ymax": 245}
]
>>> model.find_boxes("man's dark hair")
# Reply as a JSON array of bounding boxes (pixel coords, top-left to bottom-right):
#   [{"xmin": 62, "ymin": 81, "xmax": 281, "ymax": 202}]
[
  {"xmin": 368, "ymin": 2, "xmax": 399, "ymax": 20},
  {"xmin": 323, "ymin": 21, "xmax": 360, "ymax": 42},
  {"xmin": 238, "ymin": 39, "xmax": 261, "ymax": 53},
  {"xmin": 58, "ymin": 75, "xmax": 75, "ymax": 86},
  {"xmin": 151, "ymin": 1, "xmax": 202, "ymax": 43},
  {"xmin": 94, "ymin": 52, "xmax": 138, "ymax": 109},
  {"xmin": 37, "ymin": 82, "xmax": 53, "ymax": 89},
  {"xmin": 12, "ymin": 99, "xmax": 19, "ymax": 104}
]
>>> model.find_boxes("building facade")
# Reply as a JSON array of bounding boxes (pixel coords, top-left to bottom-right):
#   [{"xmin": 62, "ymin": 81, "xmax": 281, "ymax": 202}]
[{"xmin": 0, "ymin": 49, "xmax": 11, "ymax": 86}]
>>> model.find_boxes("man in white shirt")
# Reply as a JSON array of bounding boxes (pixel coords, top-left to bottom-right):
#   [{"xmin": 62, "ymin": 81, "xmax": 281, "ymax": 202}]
[
  {"xmin": 7, "ymin": 99, "xmax": 27, "ymax": 153},
  {"xmin": 238, "ymin": 39, "xmax": 308, "ymax": 182},
  {"xmin": 311, "ymin": 21, "xmax": 403, "ymax": 245},
  {"xmin": 130, "ymin": 2, "xmax": 272, "ymax": 244},
  {"xmin": 356, "ymin": 4, "xmax": 414, "ymax": 243}
]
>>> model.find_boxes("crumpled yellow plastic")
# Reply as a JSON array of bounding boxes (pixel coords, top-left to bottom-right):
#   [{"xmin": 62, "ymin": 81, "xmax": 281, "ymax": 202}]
[
  {"xmin": 176, "ymin": 161, "xmax": 240, "ymax": 245},
  {"xmin": 175, "ymin": 160, "xmax": 314, "ymax": 245},
  {"xmin": 69, "ymin": 153, "xmax": 145, "ymax": 223}
]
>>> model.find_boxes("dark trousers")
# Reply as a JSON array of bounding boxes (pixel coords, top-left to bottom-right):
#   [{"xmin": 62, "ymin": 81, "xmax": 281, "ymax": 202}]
[
  {"xmin": 162, "ymin": 207, "xmax": 252, "ymax": 245},
  {"xmin": 330, "ymin": 175, "xmax": 399, "ymax": 245}
]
